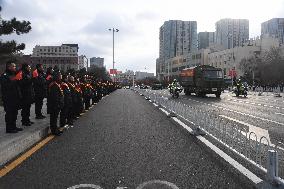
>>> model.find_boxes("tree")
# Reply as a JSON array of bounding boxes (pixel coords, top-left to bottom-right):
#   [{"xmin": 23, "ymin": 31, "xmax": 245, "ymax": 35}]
[
  {"xmin": 87, "ymin": 66, "xmax": 111, "ymax": 81},
  {"xmin": 239, "ymin": 47, "xmax": 284, "ymax": 85},
  {"xmin": 0, "ymin": 6, "xmax": 32, "ymax": 63},
  {"xmin": 239, "ymin": 56, "xmax": 261, "ymax": 85},
  {"xmin": 260, "ymin": 47, "xmax": 284, "ymax": 84}
]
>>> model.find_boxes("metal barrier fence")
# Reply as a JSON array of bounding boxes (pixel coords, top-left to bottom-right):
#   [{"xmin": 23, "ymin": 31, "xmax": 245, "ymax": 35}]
[{"xmin": 134, "ymin": 88, "xmax": 284, "ymax": 185}]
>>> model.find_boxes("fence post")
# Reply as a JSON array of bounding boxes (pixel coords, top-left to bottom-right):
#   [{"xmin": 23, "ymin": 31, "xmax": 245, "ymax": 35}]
[{"xmin": 266, "ymin": 150, "xmax": 284, "ymax": 188}]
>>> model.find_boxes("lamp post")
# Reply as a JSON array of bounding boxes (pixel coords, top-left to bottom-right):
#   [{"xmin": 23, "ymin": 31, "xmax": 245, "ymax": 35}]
[{"xmin": 108, "ymin": 28, "xmax": 119, "ymax": 80}]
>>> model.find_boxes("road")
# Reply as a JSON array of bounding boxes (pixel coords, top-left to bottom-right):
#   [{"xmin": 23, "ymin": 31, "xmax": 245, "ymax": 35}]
[{"xmin": 0, "ymin": 89, "xmax": 250, "ymax": 189}]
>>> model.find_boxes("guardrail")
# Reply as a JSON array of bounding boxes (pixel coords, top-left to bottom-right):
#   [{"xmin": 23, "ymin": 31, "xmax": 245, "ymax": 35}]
[{"xmin": 134, "ymin": 88, "xmax": 284, "ymax": 187}]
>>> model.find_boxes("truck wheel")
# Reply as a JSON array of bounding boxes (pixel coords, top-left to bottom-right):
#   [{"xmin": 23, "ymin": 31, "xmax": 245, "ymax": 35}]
[
  {"xmin": 185, "ymin": 89, "xmax": 191, "ymax": 95},
  {"xmin": 216, "ymin": 92, "xmax": 221, "ymax": 98}
]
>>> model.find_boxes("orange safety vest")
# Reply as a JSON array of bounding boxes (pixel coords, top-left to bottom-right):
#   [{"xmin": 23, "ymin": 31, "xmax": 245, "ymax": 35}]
[
  {"xmin": 15, "ymin": 71, "xmax": 23, "ymax": 80},
  {"xmin": 61, "ymin": 82, "xmax": 70, "ymax": 91},
  {"xmin": 49, "ymin": 81, "xmax": 64, "ymax": 96},
  {"xmin": 46, "ymin": 74, "xmax": 52, "ymax": 81},
  {"xmin": 32, "ymin": 69, "xmax": 39, "ymax": 78}
]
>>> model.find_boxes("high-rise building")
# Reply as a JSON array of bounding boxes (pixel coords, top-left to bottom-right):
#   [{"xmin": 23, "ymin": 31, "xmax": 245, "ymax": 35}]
[
  {"xmin": 90, "ymin": 57, "xmax": 104, "ymax": 68},
  {"xmin": 157, "ymin": 20, "xmax": 198, "ymax": 80},
  {"xmin": 215, "ymin": 19, "xmax": 249, "ymax": 49},
  {"xmin": 261, "ymin": 18, "xmax": 284, "ymax": 45},
  {"xmin": 78, "ymin": 55, "xmax": 88, "ymax": 70},
  {"xmin": 135, "ymin": 71, "xmax": 155, "ymax": 80},
  {"xmin": 198, "ymin": 32, "xmax": 215, "ymax": 49},
  {"xmin": 31, "ymin": 44, "xmax": 79, "ymax": 71},
  {"xmin": 159, "ymin": 20, "xmax": 198, "ymax": 61}
]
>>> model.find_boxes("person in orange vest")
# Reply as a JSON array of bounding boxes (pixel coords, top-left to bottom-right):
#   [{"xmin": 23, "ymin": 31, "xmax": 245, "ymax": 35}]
[
  {"xmin": 59, "ymin": 74, "xmax": 72, "ymax": 127},
  {"xmin": 18, "ymin": 64, "xmax": 34, "ymax": 126},
  {"xmin": 48, "ymin": 71, "xmax": 64, "ymax": 136},
  {"xmin": 67, "ymin": 75, "xmax": 76, "ymax": 123},
  {"xmin": 74, "ymin": 78, "xmax": 83, "ymax": 118},
  {"xmin": 32, "ymin": 64, "xmax": 47, "ymax": 119},
  {"xmin": 46, "ymin": 67, "xmax": 53, "ymax": 114},
  {"xmin": 0, "ymin": 62, "xmax": 23, "ymax": 133}
]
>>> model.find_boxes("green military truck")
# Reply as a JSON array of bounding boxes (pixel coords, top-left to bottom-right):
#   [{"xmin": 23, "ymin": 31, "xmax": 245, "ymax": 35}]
[{"xmin": 179, "ymin": 65, "xmax": 224, "ymax": 97}]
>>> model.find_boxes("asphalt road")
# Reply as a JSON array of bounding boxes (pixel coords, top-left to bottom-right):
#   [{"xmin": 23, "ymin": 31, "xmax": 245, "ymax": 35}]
[{"xmin": 0, "ymin": 89, "xmax": 249, "ymax": 189}]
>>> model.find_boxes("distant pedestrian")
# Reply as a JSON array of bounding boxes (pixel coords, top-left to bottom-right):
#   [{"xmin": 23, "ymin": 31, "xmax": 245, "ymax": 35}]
[
  {"xmin": 48, "ymin": 71, "xmax": 64, "ymax": 136},
  {"xmin": 18, "ymin": 64, "xmax": 34, "ymax": 126},
  {"xmin": 0, "ymin": 62, "xmax": 23, "ymax": 133},
  {"xmin": 33, "ymin": 64, "xmax": 46, "ymax": 119}
]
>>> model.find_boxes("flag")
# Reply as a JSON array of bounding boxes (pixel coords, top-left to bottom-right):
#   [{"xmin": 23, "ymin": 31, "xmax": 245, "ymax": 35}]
[{"xmin": 110, "ymin": 69, "xmax": 117, "ymax": 75}]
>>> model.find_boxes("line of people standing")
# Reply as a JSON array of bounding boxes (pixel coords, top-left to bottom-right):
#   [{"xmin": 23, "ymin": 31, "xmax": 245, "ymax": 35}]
[{"xmin": 0, "ymin": 61, "xmax": 117, "ymax": 135}]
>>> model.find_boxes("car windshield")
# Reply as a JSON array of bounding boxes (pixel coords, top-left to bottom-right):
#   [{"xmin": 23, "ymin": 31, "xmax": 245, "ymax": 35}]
[{"xmin": 203, "ymin": 70, "xmax": 223, "ymax": 78}]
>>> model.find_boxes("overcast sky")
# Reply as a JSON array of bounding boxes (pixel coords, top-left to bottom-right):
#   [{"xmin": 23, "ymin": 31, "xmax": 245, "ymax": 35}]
[{"xmin": 1, "ymin": 0, "xmax": 284, "ymax": 73}]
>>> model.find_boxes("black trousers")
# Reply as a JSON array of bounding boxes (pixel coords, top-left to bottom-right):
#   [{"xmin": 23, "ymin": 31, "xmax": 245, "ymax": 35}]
[
  {"xmin": 35, "ymin": 96, "xmax": 44, "ymax": 117},
  {"xmin": 50, "ymin": 109, "xmax": 60, "ymax": 134},
  {"xmin": 21, "ymin": 103, "xmax": 31, "ymax": 124},
  {"xmin": 5, "ymin": 109, "xmax": 18, "ymax": 131},
  {"xmin": 84, "ymin": 98, "xmax": 91, "ymax": 110},
  {"xmin": 60, "ymin": 105, "xmax": 73, "ymax": 126}
]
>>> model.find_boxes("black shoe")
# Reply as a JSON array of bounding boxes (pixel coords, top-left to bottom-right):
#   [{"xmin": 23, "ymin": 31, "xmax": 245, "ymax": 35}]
[
  {"xmin": 15, "ymin": 127, "xmax": 23, "ymax": 131},
  {"xmin": 29, "ymin": 121, "xmax": 35, "ymax": 124},
  {"xmin": 22, "ymin": 123, "xmax": 31, "ymax": 126},
  {"xmin": 6, "ymin": 129, "xmax": 18, "ymax": 133},
  {"xmin": 52, "ymin": 130, "xmax": 62, "ymax": 136},
  {"xmin": 53, "ymin": 132, "xmax": 61, "ymax": 136}
]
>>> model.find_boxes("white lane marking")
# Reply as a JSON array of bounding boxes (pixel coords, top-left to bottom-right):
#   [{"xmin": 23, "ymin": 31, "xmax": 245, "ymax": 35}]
[
  {"xmin": 219, "ymin": 115, "xmax": 271, "ymax": 144},
  {"xmin": 258, "ymin": 104, "xmax": 262, "ymax": 106},
  {"xmin": 153, "ymin": 103, "xmax": 159, "ymax": 107},
  {"xmin": 276, "ymin": 107, "xmax": 280, "ymax": 109},
  {"xmin": 275, "ymin": 112, "xmax": 284, "ymax": 116},
  {"xmin": 160, "ymin": 108, "xmax": 170, "ymax": 116},
  {"xmin": 136, "ymin": 180, "xmax": 179, "ymax": 189},
  {"xmin": 251, "ymin": 103, "xmax": 255, "ymax": 105},
  {"xmin": 269, "ymin": 106, "xmax": 274, "ymax": 108},
  {"xmin": 171, "ymin": 117, "xmax": 263, "ymax": 185},
  {"xmin": 263, "ymin": 104, "xmax": 268, "ymax": 107},
  {"xmin": 67, "ymin": 184, "xmax": 103, "ymax": 189}
]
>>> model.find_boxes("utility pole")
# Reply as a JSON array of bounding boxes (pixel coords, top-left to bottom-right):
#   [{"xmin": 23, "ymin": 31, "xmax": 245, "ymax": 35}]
[{"xmin": 108, "ymin": 28, "xmax": 119, "ymax": 81}]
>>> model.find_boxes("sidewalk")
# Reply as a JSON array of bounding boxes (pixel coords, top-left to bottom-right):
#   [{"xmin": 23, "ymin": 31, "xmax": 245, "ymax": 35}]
[{"xmin": 0, "ymin": 99, "xmax": 50, "ymax": 167}]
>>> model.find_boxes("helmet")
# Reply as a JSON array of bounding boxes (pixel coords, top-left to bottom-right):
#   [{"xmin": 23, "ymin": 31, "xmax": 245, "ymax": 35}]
[{"xmin": 173, "ymin": 79, "xmax": 177, "ymax": 82}]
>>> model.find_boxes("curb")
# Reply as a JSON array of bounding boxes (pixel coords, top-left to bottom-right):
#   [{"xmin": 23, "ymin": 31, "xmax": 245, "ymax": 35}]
[
  {"xmin": 0, "ymin": 124, "xmax": 50, "ymax": 168},
  {"xmin": 0, "ymin": 93, "xmax": 111, "ymax": 169}
]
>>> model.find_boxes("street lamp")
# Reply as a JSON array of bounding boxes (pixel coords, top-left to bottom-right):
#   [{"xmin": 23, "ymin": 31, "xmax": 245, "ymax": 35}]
[{"xmin": 108, "ymin": 28, "xmax": 119, "ymax": 72}]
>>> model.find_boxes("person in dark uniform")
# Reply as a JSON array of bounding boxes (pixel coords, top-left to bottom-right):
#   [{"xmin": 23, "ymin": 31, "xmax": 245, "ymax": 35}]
[
  {"xmin": 0, "ymin": 62, "xmax": 23, "ymax": 133},
  {"xmin": 67, "ymin": 75, "xmax": 76, "ymax": 123},
  {"xmin": 46, "ymin": 67, "xmax": 53, "ymax": 114},
  {"xmin": 33, "ymin": 64, "xmax": 46, "ymax": 119},
  {"xmin": 60, "ymin": 75, "xmax": 72, "ymax": 127},
  {"xmin": 75, "ymin": 79, "xmax": 83, "ymax": 118},
  {"xmin": 48, "ymin": 71, "xmax": 64, "ymax": 136},
  {"xmin": 18, "ymin": 64, "xmax": 34, "ymax": 126}
]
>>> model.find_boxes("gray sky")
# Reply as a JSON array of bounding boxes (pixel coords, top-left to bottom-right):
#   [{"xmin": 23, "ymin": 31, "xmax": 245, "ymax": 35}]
[{"xmin": 1, "ymin": 0, "xmax": 284, "ymax": 73}]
